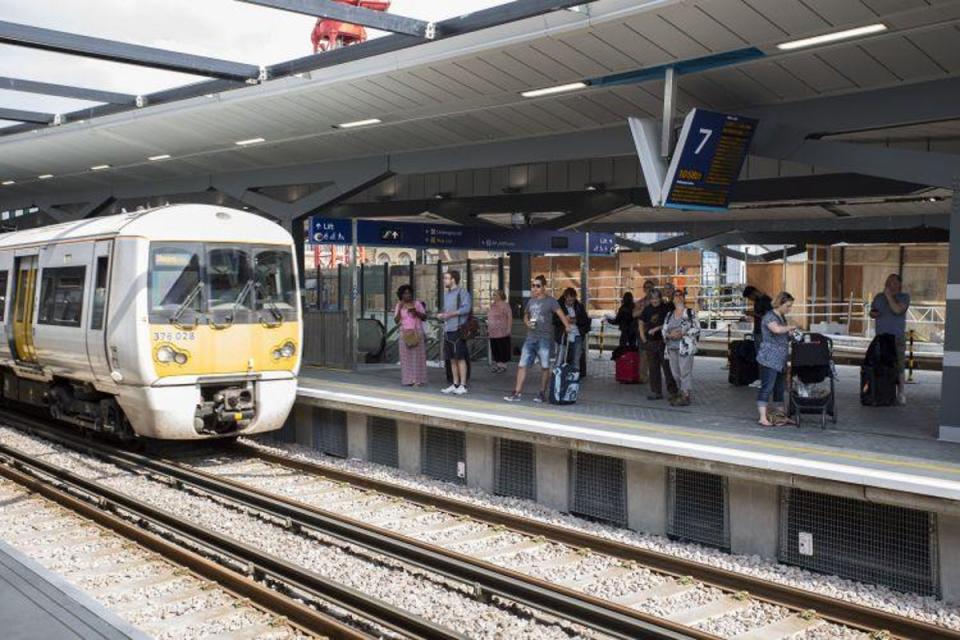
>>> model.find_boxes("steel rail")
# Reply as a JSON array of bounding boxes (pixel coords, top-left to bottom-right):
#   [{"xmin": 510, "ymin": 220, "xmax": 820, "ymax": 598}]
[
  {"xmin": 0, "ymin": 461, "xmax": 362, "ymax": 640},
  {"xmin": 238, "ymin": 444, "xmax": 960, "ymax": 640},
  {"xmin": 0, "ymin": 429, "xmax": 462, "ymax": 640},
  {"xmin": 5, "ymin": 415, "xmax": 710, "ymax": 640}
]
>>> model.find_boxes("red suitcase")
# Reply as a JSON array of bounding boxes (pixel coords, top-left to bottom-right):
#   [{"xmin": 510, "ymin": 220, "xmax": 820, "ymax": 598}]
[{"xmin": 615, "ymin": 350, "xmax": 641, "ymax": 384}]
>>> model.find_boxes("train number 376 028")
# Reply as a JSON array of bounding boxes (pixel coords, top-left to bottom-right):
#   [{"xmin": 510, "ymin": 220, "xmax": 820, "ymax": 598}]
[{"xmin": 152, "ymin": 331, "xmax": 197, "ymax": 342}]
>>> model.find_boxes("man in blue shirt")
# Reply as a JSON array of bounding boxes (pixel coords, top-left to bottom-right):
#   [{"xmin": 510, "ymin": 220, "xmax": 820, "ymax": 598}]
[
  {"xmin": 870, "ymin": 273, "xmax": 911, "ymax": 405},
  {"xmin": 437, "ymin": 270, "xmax": 472, "ymax": 395}
]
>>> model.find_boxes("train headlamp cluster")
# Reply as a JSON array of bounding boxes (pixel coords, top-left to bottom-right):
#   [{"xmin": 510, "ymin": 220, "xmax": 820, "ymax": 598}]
[
  {"xmin": 155, "ymin": 344, "xmax": 190, "ymax": 365},
  {"xmin": 272, "ymin": 341, "xmax": 297, "ymax": 360}
]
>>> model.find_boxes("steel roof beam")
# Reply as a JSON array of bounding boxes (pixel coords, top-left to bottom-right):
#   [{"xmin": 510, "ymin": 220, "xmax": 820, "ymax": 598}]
[
  {"xmin": 268, "ymin": 0, "xmax": 599, "ymax": 77},
  {"xmin": 0, "ymin": 21, "xmax": 260, "ymax": 82},
  {"xmin": 238, "ymin": 0, "xmax": 434, "ymax": 39},
  {"xmin": 0, "ymin": 76, "xmax": 136, "ymax": 104},
  {"xmin": 0, "ymin": 107, "xmax": 55, "ymax": 124}
]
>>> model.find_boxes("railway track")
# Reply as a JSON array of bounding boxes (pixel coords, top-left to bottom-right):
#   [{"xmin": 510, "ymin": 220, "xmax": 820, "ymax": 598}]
[
  {"xmin": 0, "ymin": 466, "xmax": 340, "ymax": 640},
  {"xmin": 0, "ymin": 413, "xmax": 706, "ymax": 640},
  {"xmin": 204, "ymin": 439, "xmax": 960, "ymax": 640}
]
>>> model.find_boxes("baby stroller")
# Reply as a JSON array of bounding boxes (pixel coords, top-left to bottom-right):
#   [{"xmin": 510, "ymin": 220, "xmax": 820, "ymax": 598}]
[{"xmin": 787, "ymin": 333, "xmax": 837, "ymax": 429}]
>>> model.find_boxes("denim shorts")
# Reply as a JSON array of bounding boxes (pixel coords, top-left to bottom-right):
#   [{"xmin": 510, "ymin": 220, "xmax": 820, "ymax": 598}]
[{"xmin": 519, "ymin": 336, "xmax": 553, "ymax": 369}]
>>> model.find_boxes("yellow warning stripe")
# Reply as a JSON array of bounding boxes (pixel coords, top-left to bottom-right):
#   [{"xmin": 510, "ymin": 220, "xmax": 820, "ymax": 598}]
[{"xmin": 305, "ymin": 377, "xmax": 960, "ymax": 477}]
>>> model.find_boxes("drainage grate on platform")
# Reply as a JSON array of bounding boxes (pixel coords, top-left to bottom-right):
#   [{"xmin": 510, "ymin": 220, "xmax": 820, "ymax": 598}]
[
  {"xmin": 667, "ymin": 468, "xmax": 729, "ymax": 551},
  {"xmin": 367, "ymin": 416, "xmax": 399, "ymax": 468},
  {"xmin": 779, "ymin": 488, "xmax": 939, "ymax": 597},
  {"xmin": 420, "ymin": 426, "xmax": 466, "ymax": 485},
  {"xmin": 494, "ymin": 439, "xmax": 536, "ymax": 500},
  {"xmin": 312, "ymin": 407, "xmax": 348, "ymax": 458},
  {"xmin": 569, "ymin": 452, "xmax": 627, "ymax": 527}
]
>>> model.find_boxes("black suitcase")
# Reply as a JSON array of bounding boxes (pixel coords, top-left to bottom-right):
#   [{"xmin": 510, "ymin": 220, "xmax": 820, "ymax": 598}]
[
  {"xmin": 549, "ymin": 338, "xmax": 580, "ymax": 405},
  {"xmin": 728, "ymin": 338, "xmax": 759, "ymax": 386},
  {"xmin": 860, "ymin": 364, "xmax": 898, "ymax": 406}
]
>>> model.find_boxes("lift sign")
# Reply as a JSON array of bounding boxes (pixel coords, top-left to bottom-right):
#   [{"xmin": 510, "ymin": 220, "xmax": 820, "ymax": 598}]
[{"xmin": 662, "ymin": 108, "xmax": 758, "ymax": 211}]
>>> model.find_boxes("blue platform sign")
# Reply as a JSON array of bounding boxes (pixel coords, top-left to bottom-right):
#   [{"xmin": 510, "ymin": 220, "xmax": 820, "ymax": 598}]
[
  {"xmin": 310, "ymin": 217, "xmax": 616, "ymax": 255},
  {"xmin": 662, "ymin": 108, "xmax": 757, "ymax": 211}
]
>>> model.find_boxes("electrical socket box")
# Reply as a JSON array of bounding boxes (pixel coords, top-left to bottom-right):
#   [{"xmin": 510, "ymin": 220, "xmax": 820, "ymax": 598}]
[{"xmin": 798, "ymin": 531, "xmax": 814, "ymax": 556}]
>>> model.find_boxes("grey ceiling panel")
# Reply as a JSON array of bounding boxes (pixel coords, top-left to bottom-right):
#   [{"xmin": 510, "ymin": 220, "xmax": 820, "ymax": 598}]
[
  {"xmin": 503, "ymin": 43, "xmax": 581, "ymax": 84},
  {"xmin": 621, "ymin": 14, "xmax": 711, "ymax": 59},
  {"xmin": 735, "ymin": 61, "xmax": 819, "ymax": 101},
  {"xmin": 740, "ymin": 0, "xmax": 830, "ymax": 36},
  {"xmin": 796, "ymin": 0, "xmax": 879, "ymax": 26},
  {"xmin": 699, "ymin": 67, "xmax": 783, "ymax": 106},
  {"xmin": 580, "ymin": 22, "xmax": 674, "ymax": 67},
  {"xmin": 556, "ymin": 31, "xmax": 640, "ymax": 73},
  {"xmin": 859, "ymin": 0, "xmax": 930, "ymax": 14},
  {"xmin": 704, "ymin": 0, "xmax": 788, "ymax": 44},
  {"xmin": 535, "ymin": 99, "xmax": 598, "ymax": 129},
  {"xmin": 815, "ymin": 45, "xmax": 901, "ymax": 88},
  {"xmin": 526, "ymin": 38, "xmax": 611, "ymax": 78},
  {"xmin": 438, "ymin": 58, "xmax": 514, "ymax": 94},
  {"xmin": 777, "ymin": 55, "xmax": 858, "ymax": 93},
  {"xmin": 861, "ymin": 36, "xmax": 949, "ymax": 81},
  {"xmin": 656, "ymin": 4, "xmax": 749, "ymax": 52},
  {"xmin": 910, "ymin": 26, "xmax": 960, "ymax": 74},
  {"xmin": 469, "ymin": 50, "xmax": 553, "ymax": 89}
]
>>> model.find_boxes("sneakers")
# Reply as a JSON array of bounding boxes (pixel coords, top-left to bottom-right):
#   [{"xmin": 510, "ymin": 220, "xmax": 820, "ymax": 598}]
[
  {"xmin": 504, "ymin": 392, "xmax": 522, "ymax": 402},
  {"xmin": 533, "ymin": 392, "xmax": 546, "ymax": 404},
  {"xmin": 454, "ymin": 385, "xmax": 468, "ymax": 395},
  {"xmin": 749, "ymin": 380, "xmax": 761, "ymax": 389},
  {"xmin": 441, "ymin": 384, "xmax": 457, "ymax": 394},
  {"xmin": 897, "ymin": 392, "xmax": 907, "ymax": 406}
]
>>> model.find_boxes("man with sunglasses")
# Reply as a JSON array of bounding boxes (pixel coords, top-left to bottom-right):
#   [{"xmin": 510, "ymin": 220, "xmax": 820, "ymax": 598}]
[{"xmin": 505, "ymin": 275, "xmax": 571, "ymax": 403}]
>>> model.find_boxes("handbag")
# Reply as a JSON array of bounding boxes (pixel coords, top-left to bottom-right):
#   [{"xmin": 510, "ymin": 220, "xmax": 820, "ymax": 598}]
[
  {"xmin": 401, "ymin": 329, "xmax": 420, "ymax": 348},
  {"xmin": 456, "ymin": 291, "xmax": 480, "ymax": 340}
]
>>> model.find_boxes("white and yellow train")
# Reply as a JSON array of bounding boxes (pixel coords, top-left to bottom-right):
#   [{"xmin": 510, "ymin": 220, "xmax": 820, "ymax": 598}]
[{"xmin": 0, "ymin": 204, "xmax": 301, "ymax": 440}]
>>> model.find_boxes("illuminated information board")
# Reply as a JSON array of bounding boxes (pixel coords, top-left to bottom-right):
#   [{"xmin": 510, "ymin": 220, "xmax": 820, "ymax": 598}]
[{"xmin": 661, "ymin": 109, "xmax": 757, "ymax": 211}]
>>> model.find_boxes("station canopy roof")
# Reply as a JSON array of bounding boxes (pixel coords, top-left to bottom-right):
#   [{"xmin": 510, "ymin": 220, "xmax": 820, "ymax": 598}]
[{"xmin": 0, "ymin": 0, "xmax": 958, "ymax": 236}]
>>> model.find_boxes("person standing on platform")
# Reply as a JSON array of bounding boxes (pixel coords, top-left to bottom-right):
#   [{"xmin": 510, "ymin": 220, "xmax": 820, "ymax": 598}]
[
  {"xmin": 665, "ymin": 289, "xmax": 699, "ymax": 406},
  {"xmin": 870, "ymin": 273, "xmax": 911, "ymax": 405},
  {"xmin": 555, "ymin": 287, "xmax": 591, "ymax": 374},
  {"xmin": 504, "ymin": 275, "xmax": 571, "ymax": 404},
  {"xmin": 639, "ymin": 288, "xmax": 678, "ymax": 401},
  {"xmin": 437, "ymin": 270, "xmax": 472, "ymax": 395},
  {"xmin": 609, "ymin": 292, "xmax": 638, "ymax": 348},
  {"xmin": 743, "ymin": 285, "xmax": 773, "ymax": 388},
  {"xmin": 394, "ymin": 285, "xmax": 427, "ymax": 387},
  {"xmin": 487, "ymin": 289, "xmax": 513, "ymax": 373},
  {"xmin": 756, "ymin": 291, "xmax": 800, "ymax": 427}
]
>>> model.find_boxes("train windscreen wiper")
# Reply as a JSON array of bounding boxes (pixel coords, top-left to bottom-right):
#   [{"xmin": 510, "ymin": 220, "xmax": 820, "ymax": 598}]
[
  {"xmin": 210, "ymin": 279, "xmax": 254, "ymax": 330},
  {"xmin": 170, "ymin": 281, "xmax": 203, "ymax": 330}
]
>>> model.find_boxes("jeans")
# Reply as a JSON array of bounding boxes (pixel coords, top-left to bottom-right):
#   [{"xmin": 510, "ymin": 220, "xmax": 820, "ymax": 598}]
[
  {"xmin": 644, "ymin": 340, "xmax": 678, "ymax": 397},
  {"xmin": 562, "ymin": 335, "xmax": 583, "ymax": 370},
  {"xmin": 519, "ymin": 336, "xmax": 553, "ymax": 369},
  {"xmin": 667, "ymin": 348, "xmax": 694, "ymax": 394},
  {"xmin": 757, "ymin": 364, "xmax": 785, "ymax": 407}
]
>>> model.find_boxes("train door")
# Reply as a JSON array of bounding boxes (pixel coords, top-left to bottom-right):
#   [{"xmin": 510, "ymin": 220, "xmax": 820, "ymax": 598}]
[
  {"xmin": 11, "ymin": 255, "xmax": 39, "ymax": 363},
  {"xmin": 85, "ymin": 241, "xmax": 112, "ymax": 380}
]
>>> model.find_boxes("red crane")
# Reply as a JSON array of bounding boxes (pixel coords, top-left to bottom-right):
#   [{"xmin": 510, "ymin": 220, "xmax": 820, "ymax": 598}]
[{"xmin": 311, "ymin": 1, "xmax": 392, "ymax": 52}]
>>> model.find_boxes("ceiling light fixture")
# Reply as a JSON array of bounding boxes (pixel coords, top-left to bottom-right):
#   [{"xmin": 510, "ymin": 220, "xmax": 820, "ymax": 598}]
[
  {"xmin": 434, "ymin": 192, "xmax": 452, "ymax": 200},
  {"xmin": 148, "ymin": 154, "xmax": 171, "ymax": 161},
  {"xmin": 91, "ymin": 164, "xmax": 110, "ymax": 171},
  {"xmin": 235, "ymin": 137, "xmax": 265, "ymax": 146},
  {"xmin": 336, "ymin": 118, "xmax": 382, "ymax": 129},
  {"xmin": 776, "ymin": 24, "xmax": 887, "ymax": 51},
  {"xmin": 1, "ymin": 180, "xmax": 14, "ymax": 186},
  {"xmin": 521, "ymin": 82, "xmax": 587, "ymax": 98},
  {"xmin": 38, "ymin": 174, "xmax": 54, "ymax": 180}
]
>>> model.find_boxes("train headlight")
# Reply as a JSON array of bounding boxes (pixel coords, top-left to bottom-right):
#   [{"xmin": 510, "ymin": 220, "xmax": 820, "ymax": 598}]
[
  {"xmin": 156, "ymin": 346, "xmax": 176, "ymax": 363},
  {"xmin": 173, "ymin": 351, "xmax": 189, "ymax": 365},
  {"xmin": 280, "ymin": 341, "xmax": 296, "ymax": 358}
]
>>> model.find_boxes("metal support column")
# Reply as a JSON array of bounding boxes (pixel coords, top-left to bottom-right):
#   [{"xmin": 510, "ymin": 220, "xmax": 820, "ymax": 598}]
[
  {"xmin": 826, "ymin": 246, "xmax": 834, "ymax": 323},
  {"xmin": 350, "ymin": 218, "xmax": 359, "ymax": 370},
  {"xmin": 497, "ymin": 257, "xmax": 505, "ymax": 294},
  {"xmin": 582, "ymin": 232, "xmax": 590, "ymax": 305},
  {"xmin": 509, "ymin": 253, "xmax": 531, "ymax": 318},
  {"xmin": 436, "ymin": 261, "xmax": 443, "ymax": 312},
  {"xmin": 939, "ymin": 180, "xmax": 960, "ymax": 441},
  {"xmin": 661, "ymin": 67, "xmax": 676, "ymax": 158}
]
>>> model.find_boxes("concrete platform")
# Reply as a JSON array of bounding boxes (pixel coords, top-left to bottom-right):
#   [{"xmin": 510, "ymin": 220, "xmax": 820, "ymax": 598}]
[
  {"xmin": 0, "ymin": 539, "xmax": 148, "ymax": 640},
  {"xmin": 297, "ymin": 356, "xmax": 960, "ymax": 504}
]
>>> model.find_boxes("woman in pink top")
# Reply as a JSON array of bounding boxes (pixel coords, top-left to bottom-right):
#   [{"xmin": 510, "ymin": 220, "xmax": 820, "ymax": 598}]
[
  {"xmin": 487, "ymin": 289, "xmax": 513, "ymax": 373},
  {"xmin": 394, "ymin": 285, "xmax": 428, "ymax": 386}
]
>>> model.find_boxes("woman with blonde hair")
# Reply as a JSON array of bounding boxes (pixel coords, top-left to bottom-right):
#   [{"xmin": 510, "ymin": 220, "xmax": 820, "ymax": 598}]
[
  {"xmin": 664, "ymin": 289, "xmax": 699, "ymax": 406},
  {"xmin": 487, "ymin": 289, "xmax": 513, "ymax": 373},
  {"xmin": 756, "ymin": 291, "xmax": 800, "ymax": 426}
]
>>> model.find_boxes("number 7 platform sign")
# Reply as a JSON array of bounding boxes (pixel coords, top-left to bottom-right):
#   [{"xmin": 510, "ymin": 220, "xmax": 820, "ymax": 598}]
[{"xmin": 659, "ymin": 109, "xmax": 757, "ymax": 211}]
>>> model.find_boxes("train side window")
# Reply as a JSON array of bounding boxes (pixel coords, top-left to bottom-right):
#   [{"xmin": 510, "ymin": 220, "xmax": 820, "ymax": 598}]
[
  {"xmin": 0, "ymin": 270, "xmax": 7, "ymax": 322},
  {"xmin": 91, "ymin": 257, "xmax": 109, "ymax": 330},
  {"xmin": 38, "ymin": 266, "xmax": 86, "ymax": 328}
]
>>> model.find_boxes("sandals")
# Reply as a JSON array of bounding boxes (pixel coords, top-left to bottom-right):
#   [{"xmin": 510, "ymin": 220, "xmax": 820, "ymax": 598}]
[{"xmin": 763, "ymin": 409, "xmax": 796, "ymax": 427}]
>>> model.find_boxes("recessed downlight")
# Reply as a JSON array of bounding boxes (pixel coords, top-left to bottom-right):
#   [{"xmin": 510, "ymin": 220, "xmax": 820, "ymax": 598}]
[
  {"xmin": 38, "ymin": 174, "xmax": 54, "ymax": 180},
  {"xmin": 91, "ymin": 164, "xmax": 110, "ymax": 171}
]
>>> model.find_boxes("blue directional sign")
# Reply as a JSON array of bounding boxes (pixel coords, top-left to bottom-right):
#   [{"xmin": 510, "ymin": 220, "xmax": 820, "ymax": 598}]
[
  {"xmin": 309, "ymin": 217, "xmax": 617, "ymax": 255},
  {"xmin": 661, "ymin": 109, "xmax": 757, "ymax": 211}
]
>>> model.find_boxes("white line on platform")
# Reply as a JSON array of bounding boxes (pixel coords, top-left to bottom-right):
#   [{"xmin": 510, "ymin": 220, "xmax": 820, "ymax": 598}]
[{"xmin": 298, "ymin": 385, "xmax": 960, "ymax": 502}]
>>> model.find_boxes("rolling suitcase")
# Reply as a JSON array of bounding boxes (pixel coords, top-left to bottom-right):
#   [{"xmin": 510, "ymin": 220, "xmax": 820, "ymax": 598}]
[
  {"xmin": 860, "ymin": 364, "xmax": 898, "ymax": 406},
  {"xmin": 728, "ymin": 336, "xmax": 759, "ymax": 386},
  {"xmin": 615, "ymin": 348, "xmax": 641, "ymax": 384},
  {"xmin": 550, "ymin": 338, "xmax": 580, "ymax": 405}
]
